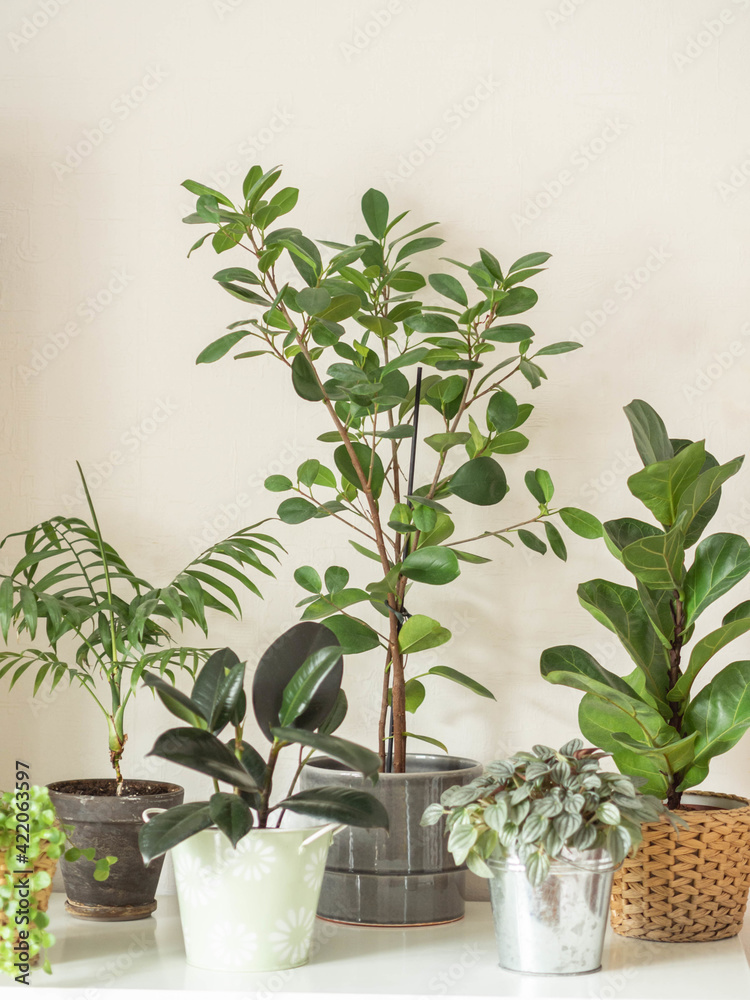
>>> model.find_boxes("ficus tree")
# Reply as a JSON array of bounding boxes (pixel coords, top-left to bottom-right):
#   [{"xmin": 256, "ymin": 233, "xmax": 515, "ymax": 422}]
[
  {"xmin": 0, "ymin": 464, "xmax": 282, "ymax": 790},
  {"xmin": 182, "ymin": 164, "xmax": 598, "ymax": 771},
  {"xmin": 541, "ymin": 400, "xmax": 750, "ymax": 809}
]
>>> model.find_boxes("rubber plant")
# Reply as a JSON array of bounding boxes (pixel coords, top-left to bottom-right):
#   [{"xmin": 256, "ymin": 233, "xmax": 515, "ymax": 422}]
[
  {"xmin": 182, "ymin": 164, "xmax": 598, "ymax": 771},
  {"xmin": 541, "ymin": 400, "xmax": 750, "ymax": 808},
  {"xmin": 0, "ymin": 464, "xmax": 282, "ymax": 791},
  {"xmin": 139, "ymin": 624, "xmax": 389, "ymax": 860}
]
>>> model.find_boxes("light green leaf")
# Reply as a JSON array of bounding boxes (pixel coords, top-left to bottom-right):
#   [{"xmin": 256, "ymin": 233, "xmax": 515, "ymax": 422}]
[
  {"xmin": 683, "ymin": 660, "xmax": 750, "ymax": 774},
  {"xmin": 627, "ymin": 441, "xmax": 705, "ymax": 526},
  {"xmin": 621, "ymin": 522, "xmax": 685, "ymax": 590},
  {"xmin": 427, "ymin": 665, "xmax": 494, "ymax": 699},
  {"xmin": 398, "ymin": 614, "xmax": 452, "ymax": 654}
]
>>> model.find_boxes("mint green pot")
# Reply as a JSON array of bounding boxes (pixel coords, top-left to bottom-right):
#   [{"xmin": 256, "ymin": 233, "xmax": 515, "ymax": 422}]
[{"xmin": 171, "ymin": 825, "xmax": 335, "ymax": 972}]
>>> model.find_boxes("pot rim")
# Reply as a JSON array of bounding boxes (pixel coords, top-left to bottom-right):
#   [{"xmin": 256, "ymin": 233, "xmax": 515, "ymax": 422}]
[
  {"xmin": 47, "ymin": 779, "xmax": 184, "ymax": 800},
  {"xmin": 304, "ymin": 752, "xmax": 481, "ymax": 780},
  {"xmin": 674, "ymin": 790, "xmax": 750, "ymax": 813}
]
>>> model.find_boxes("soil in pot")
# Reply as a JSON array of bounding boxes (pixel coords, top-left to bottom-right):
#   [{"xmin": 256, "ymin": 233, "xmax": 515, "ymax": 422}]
[
  {"xmin": 47, "ymin": 778, "xmax": 184, "ymax": 921},
  {"xmin": 301, "ymin": 753, "xmax": 482, "ymax": 926}
]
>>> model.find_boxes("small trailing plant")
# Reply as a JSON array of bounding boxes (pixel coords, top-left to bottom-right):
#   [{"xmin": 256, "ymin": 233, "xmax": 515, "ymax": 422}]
[
  {"xmin": 182, "ymin": 164, "xmax": 597, "ymax": 770},
  {"xmin": 541, "ymin": 400, "xmax": 750, "ymax": 808},
  {"xmin": 421, "ymin": 740, "xmax": 669, "ymax": 887},
  {"xmin": 139, "ymin": 623, "xmax": 389, "ymax": 863},
  {"xmin": 0, "ymin": 785, "xmax": 114, "ymax": 977},
  {"xmin": 0, "ymin": 464, "xmax": 282, "ymax": 790}
]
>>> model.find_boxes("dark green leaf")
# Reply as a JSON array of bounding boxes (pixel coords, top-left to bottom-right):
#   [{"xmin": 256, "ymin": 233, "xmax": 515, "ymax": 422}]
[
  {"xmin": 291, "ymin": 354, "xmax": 323, "ymax": 402},
  {"xmin": 404, "ymin": 678, "xmax": 426, "ymax": 713},
  {"xmin": 429, "ymin": 273, "xmax": 468, "ymax": 306},
  {"xmin": 278, "ymin": 498, "xmax": 318, "ymax": 524},
  {"xmin": 182, "ymin": 178, "xmax": 233, "ymax": 208},
  {"xmin": 265, "ymin": 475, "xmax": 293, "ymax": 493},
  {"xmin": 361, "ymin": 188, "xmax": 389, "ymax": 239},
  {"xmin": 139, "ymin": 802, "xmax": 213, "ymax": 864},
  {"xmin": 323, "ymin": 615, "xmax": 381, "ymax": 653},
  {"xmin": 517, "ymin": 529, "xmax": 546, "ymax": 554},
  {"xmin": 295, "ymin": 565, "xmax": 322, "ymax": 594},
  {"xmin": 147, "ymin": 729, "xmax": 260, "ymax": 791},
  {"xmin": 278, "ymin": 786, "xmax": 389, "ymax": 829},
  {"xmin": 487, "ymin": 390, "xmax": 518, "ymax": 432},
  {"xmin": 494, "ymin": 287, "xmax": 538, "ymax": 316},
  {"xmin": 508, "ymin": 251, "xmax": 551, "ymax": 272},
  {"xmin": 684, "ymin": 660, "xmax": 750, "ymax": 774},
  {"xmin": 279, "ymin": 646, "xmax": 344, "ymax": 728},
  {"xmin": 623, "ymin": 399, "xmax": 674, "ymax": 467},
  {"xmin": 544, "ymin": 522, "xmax": 567, "ymax": 561},
  {"xmin": 483, "ymin": 323, "xmax": 533, "ymax": 343},
  {"xmin": 209, "ymin": 793, "xmax": 253, "ymax": 848},
  {"xmin": 396, "ymin": 237, "xmax": 444, "ymax": 263},
  {"xmin": 449, "ymin": 457, "xmax": 507, "ymax": 506}
]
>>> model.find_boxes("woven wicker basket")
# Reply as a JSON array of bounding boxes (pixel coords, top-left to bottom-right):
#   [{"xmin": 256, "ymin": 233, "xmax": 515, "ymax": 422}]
[
  {"xmin": 0, "ymin": 848, "xmax": 58, "ymax": 967},
  {"xmin": 611, "ymin": 791, "xmax": 750, "ymax": 942}
]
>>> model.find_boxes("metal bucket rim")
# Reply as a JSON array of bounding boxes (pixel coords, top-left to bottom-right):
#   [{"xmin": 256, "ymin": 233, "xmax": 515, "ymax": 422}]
[
  {"xmin": 304, "ymin": 753, "xmax": 481, "ymax": 779},
  {"xmin": 493, "ymin": 848, "xmax": 615, "ymax": 876}
]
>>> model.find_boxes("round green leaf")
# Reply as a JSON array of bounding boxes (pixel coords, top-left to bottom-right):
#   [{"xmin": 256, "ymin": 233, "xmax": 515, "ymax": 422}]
[
  {"xmin": 278, "ymin": 498, "xmax": 318, "ymax": 524},
  {"xmin": 487, "ymin": 390, "xmax": 518, "ymax": 432},
  {"xmin": 265, "ymin": 475, "xmax": 293, "ymax": 493},
  {"xmin": 294, "ymin": 565, "xmax": 322, "ymax": 594},
  {"xmin": 398, "ymin": 614, "xmax": 452, "ymax": 654},
  {"xmin": 401, "ymin": 546, "xmax": 460, "ymax": 585},
  {"xmin": 449, "ymin": 457, "xmax": 508, "ymax": 506}
]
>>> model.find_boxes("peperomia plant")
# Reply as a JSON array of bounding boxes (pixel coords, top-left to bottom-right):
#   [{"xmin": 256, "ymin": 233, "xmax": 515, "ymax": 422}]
[
  {"xmin": 541, "ymin": 400, "xmax": 750, "ymax": 808},
  {"xmin": 421, "ymin": 740, "xmax": 669, "ymax": 887},
  {"xmin": 0, "ymin": 464, "xmax": 282, "ymax": 790},
  {"xmin": 182, "ymin": 164, "xmax": 596, "ymax": 771},
  {"xmin": 138, "ymin": 623, "xmax": 388, "ymax": 863}
]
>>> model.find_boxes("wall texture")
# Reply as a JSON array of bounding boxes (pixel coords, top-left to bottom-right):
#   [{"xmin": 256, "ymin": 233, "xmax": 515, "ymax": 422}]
[{"xmin": 2, "ymin": 0, "xmax": 750, "ymax": 938}]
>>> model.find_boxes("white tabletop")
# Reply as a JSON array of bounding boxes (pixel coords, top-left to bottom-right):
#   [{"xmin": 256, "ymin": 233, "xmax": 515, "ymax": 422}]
[{"xmin": 4, "ymin": 895, "xmax": 749, "ymax": 999}]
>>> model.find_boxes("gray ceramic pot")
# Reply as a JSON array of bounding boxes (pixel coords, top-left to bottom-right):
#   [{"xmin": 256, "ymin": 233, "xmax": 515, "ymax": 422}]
[
  {"xmin": 301, "ymin": 753, "xmax": 481, "ymax": 926},
  {"xmin": 47, "ymin": 778, "xmax": 183, "ymax": 921}
]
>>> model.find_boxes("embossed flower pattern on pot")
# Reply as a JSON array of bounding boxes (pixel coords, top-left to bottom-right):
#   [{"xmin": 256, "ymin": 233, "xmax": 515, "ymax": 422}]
[
  {"xmin": 302, "ymin": 845, "xmax": 328, "ymax": 890},
  {"xmin": 209, "ymin": 921, "xmax": 258, "ymax": 967},
  {"xmin": 231, "ymin": 835, "xmax": 277, "ymax": 881},
  {"xmin": 270, "ymin": 907, "xmax": 315, "ymax": 966},
  {"xmin": 174, "ymin": 853, "xmax": 217, "ymax": 906}
]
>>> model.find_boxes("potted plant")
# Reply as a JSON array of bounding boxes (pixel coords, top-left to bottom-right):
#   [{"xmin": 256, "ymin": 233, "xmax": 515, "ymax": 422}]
[
  {"xmin": 180, "ymin": 164, "xmax": 597, "ymax": 924},
  {"xmin": 0, "ymin": 463, "xmax": 282, "ymax": 920},
  {"xmin": 422, "ymin": 739, "xmax": 669, "ymax": 974},
  {"xmin": 0, "ymin": 782, "xmax": 113, "ymax": 979},
  {"xmin": 541, "ymin": 399, "xmax": 750, "ymax": 941},
  {"xmin": 138, "ymin": 624, "xmax": 388, "ymax": 973}
]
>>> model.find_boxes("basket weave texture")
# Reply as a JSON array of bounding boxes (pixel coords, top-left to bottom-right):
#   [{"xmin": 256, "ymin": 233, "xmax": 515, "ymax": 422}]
[
  {"xmin": 610, "ymin": 791, "xmax": 750, "ymax": 942},
  {"xmin": 1, "ymin": 848, "xmax": 58, "ymax": 966}
]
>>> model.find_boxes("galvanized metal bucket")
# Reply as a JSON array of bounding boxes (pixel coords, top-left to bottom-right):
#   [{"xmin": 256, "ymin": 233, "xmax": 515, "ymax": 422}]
[{"xmin": 489, "ymin": 848, "xmax": 615, "ymax": 975}]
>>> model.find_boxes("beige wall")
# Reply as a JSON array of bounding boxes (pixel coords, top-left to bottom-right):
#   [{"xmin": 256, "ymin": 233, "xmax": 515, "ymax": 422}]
[{"xmin": 2, "ymin": 0, "xmax": 750, "ymax": 911}]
